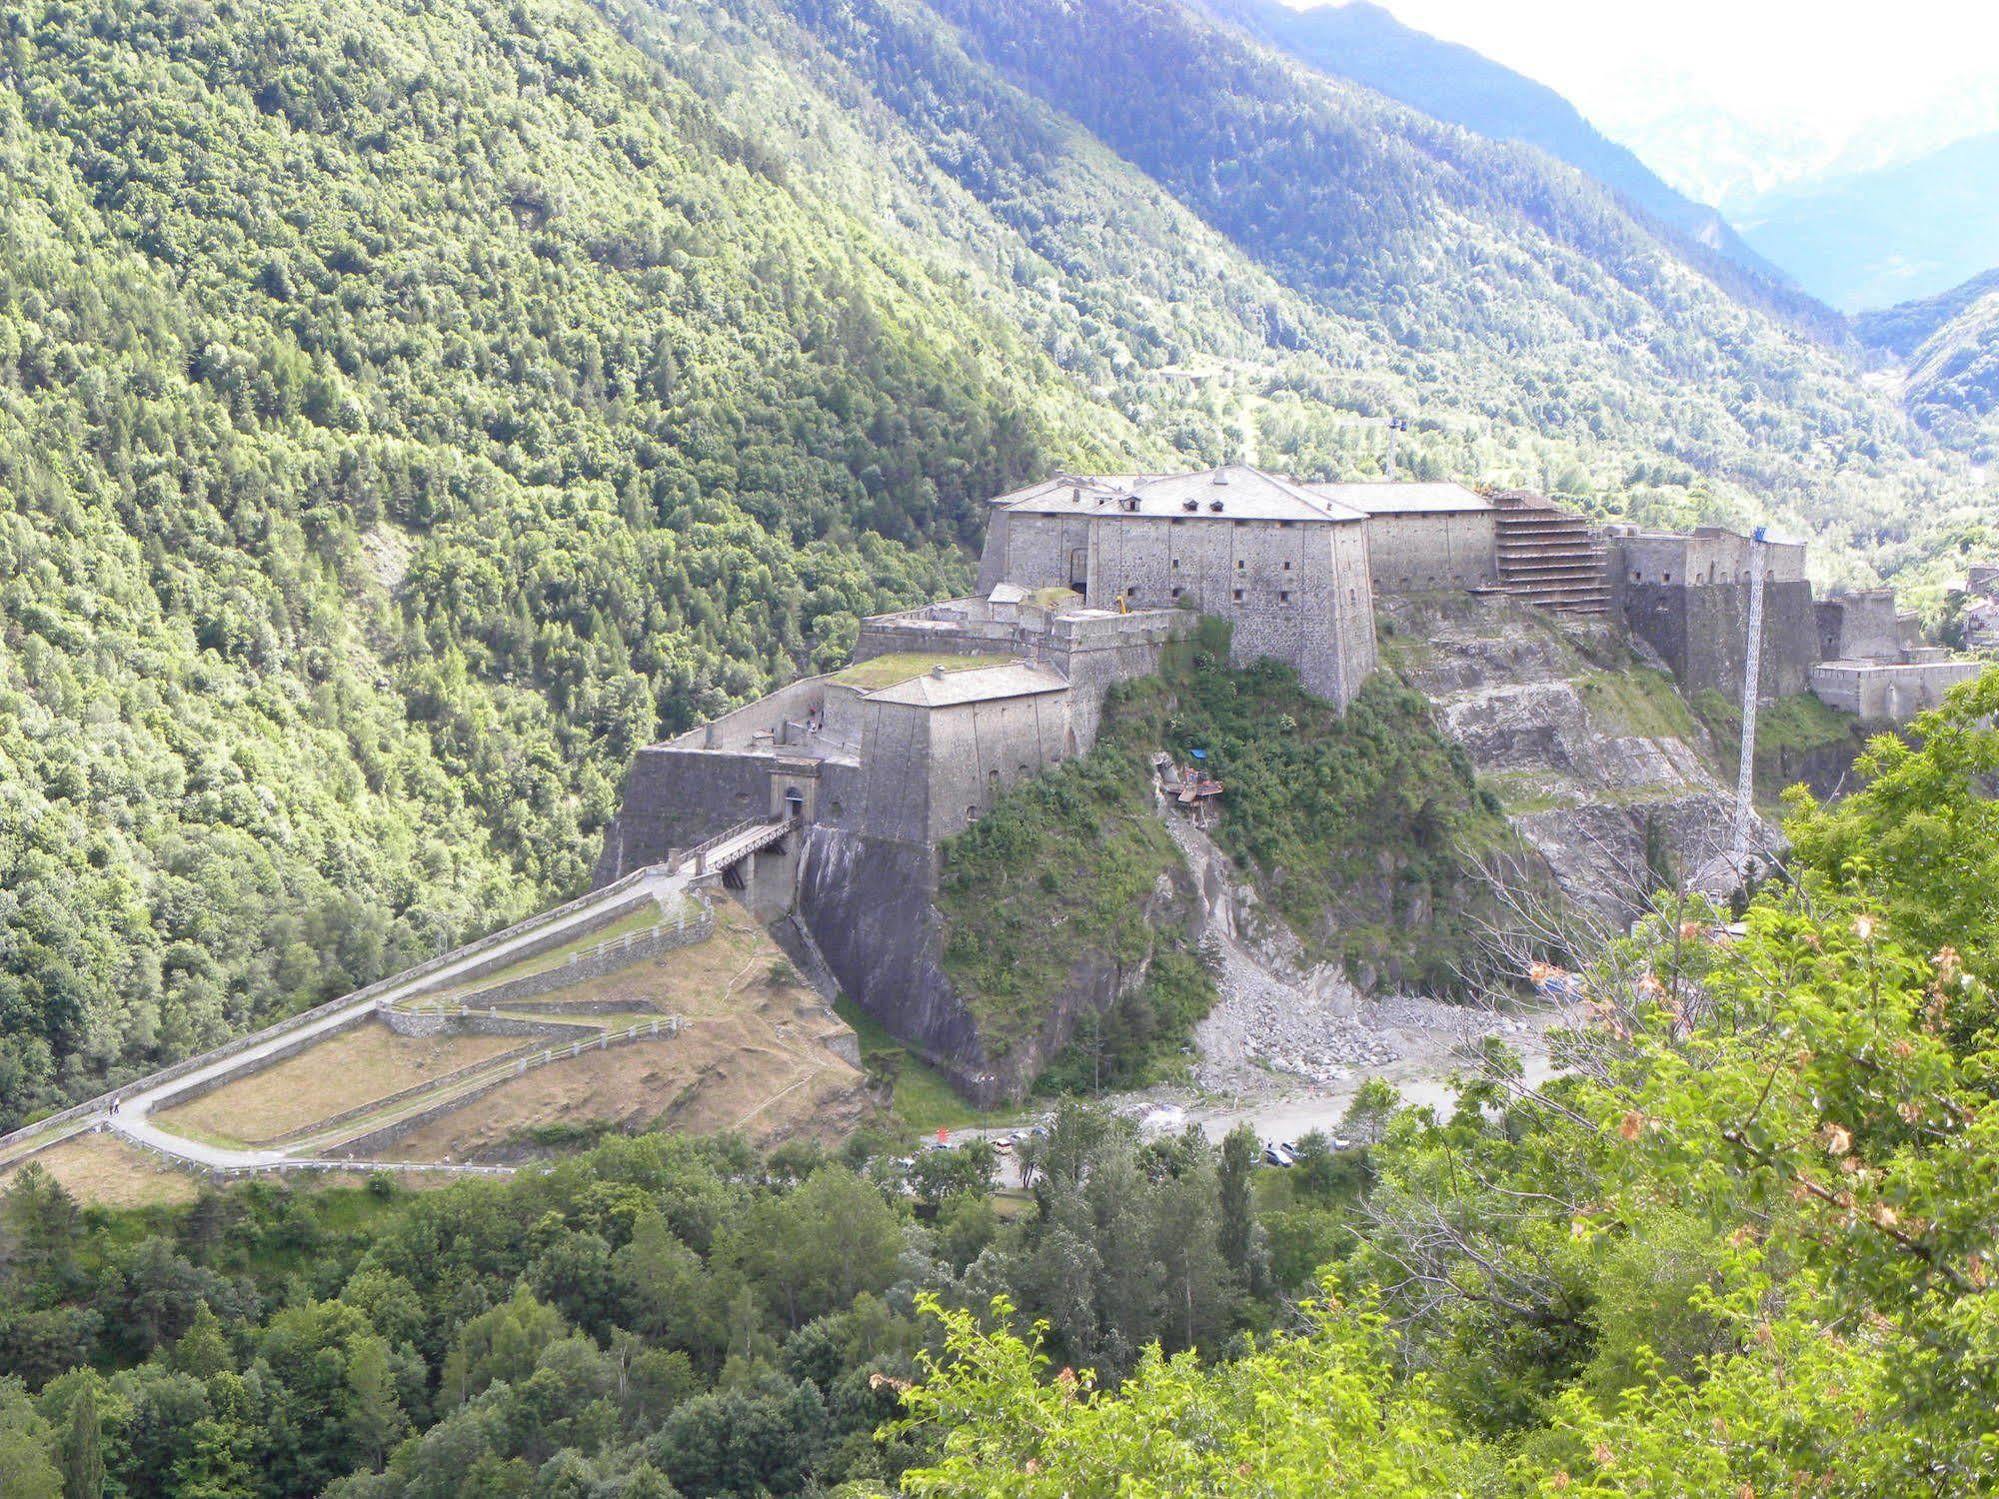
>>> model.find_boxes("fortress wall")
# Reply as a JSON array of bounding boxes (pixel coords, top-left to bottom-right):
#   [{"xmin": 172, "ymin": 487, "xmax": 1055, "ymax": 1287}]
[
  {"xmin": 1047, "ymin": 611, "xmax": 1188, "ymax": 750},
  {"xmin": 853, "ymin": 699, "xmax": 933, "ymax": 846},
  {"xmin": 987, "ymin": 512, "xmax": 1092, "ymax": 594},
  {"xmin": 1084, "ymin": 514, "xmax": 1373, "ymax": 707},
  {"xmin": 1330, "ymin": 520, "xmax": 1380, "ymax": 699},
  {"xmin": 665, "ymin": 676, "xmax": 833, "ymax": 751},
  {"xmin": 923, "ymin": 689, "xmax": 1072, "ymax": 842},
  {"xmin": 1617, "ymin": 579, "xmax": 1818, "ymax": 701},
  {"xmin": 819, "ymin": 682, "xmax": 866, "ymax": 745},
  {"xmin": 973, "ymin": 509, "xmax": 1010, "ymax": 594},
  {"xmin": 1616, "ymin": 531, "xmax": 1808, "ymax": 587},
  {"xmin": 1366, "ymin": 512, "xmax": 1498, "ymax": 590},
  {"xmin": 1810, "ymin": 660, "xmax": 1982, "ymax": 719},
  {"xmin": 852, "ymin": 619, "xmax": 1019, "ymax": 662},
  {"xmin": 794, "ymin": 827, "xmax": 1002, "ymax": 1106},
  {"xmin": 599, "ymin": 748, "xmax": 772, "ymax": 877},
  {"xmin": 1817, "ymin": 592, "xmax": 1902, "ymax": 662}
]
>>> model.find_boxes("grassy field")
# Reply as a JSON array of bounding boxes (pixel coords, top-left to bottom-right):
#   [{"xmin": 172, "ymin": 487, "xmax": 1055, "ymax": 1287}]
[
  {"xmin": 0, "ymin": 1132, "xmax": 200, "ymax": 1210},
  {"xmin": 832, "ymin": 996, "xmax": 1014, "ymax": 1135},
  {"xmin": 1576, "ymin": 667, "xmax": 1701, "ymax": 741},
  {"xmin": 832, "ymin": 652, "xmax": 996, "ymax": 690},
  {"xmin": 153, "ymin": 1023, "xmax": 526, "ymax": 1146}
]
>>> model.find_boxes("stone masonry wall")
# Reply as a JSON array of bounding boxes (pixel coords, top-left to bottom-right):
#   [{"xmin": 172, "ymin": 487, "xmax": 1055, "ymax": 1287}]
[
  {"xmin": 445, "ymin": 903, "xmax": 716, "ymax": 1010},
  {"xmin": 1366, "ymin": 511, "xmax": 1499, "ymax": 591},
  {"xmin": 1615, "ymin": 579, "xmax": 1818, "ymax": 701},
  {"xmin": 1809, "ymin": 660, "xmax": 1982, "ymax": 718}
]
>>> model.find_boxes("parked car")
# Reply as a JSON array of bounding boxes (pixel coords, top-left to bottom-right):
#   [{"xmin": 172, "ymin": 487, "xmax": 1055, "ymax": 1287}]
[
  {"xmin": 1262, "ymin": 1142, "xmax": 1295, "ymax": 1168},
  {"xmin": 992, "ymin": 1134, "xmax": 1014, "ymax": 1154}
]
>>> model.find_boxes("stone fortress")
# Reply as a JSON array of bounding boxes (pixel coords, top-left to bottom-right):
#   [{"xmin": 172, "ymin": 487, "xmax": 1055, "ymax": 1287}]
[{"xmin": 594, "ymin": 464, "xmax": 1982, "ymax": 1101}]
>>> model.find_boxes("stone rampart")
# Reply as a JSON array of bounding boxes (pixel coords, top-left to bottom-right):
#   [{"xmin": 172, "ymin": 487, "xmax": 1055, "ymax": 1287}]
[
  {"xmin": 1367, "ymin": 511, "xmax": 1499, "ymax": 590},
  {"xmin": 1615, "ymin": 579, "xmax": 1818, "ymax": 701},
  {"xmin": 1809, "ymin": 660, "xmax": 1983, "ymax": 719},
  {"xmin": 325, "ymin": 1020, "xmax": 683, "ymax": 1158},
  {"xmin": 446, "ymin": 904, "xmax": 715, "ymax": 1009}
]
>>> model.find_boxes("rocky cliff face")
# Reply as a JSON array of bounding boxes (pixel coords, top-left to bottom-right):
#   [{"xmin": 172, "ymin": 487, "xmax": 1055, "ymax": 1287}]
[
  {"xmin": 796, "ymin": 823, "xmax": 1203, "ymax": 1105},
  {"xmin": 1380, "ymin": 594, "xmax": 1772, "ymax": 921}
]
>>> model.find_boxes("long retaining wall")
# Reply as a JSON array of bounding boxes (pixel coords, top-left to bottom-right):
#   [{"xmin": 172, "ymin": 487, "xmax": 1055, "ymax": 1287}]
[
  {"xmin": 263, "ymin": 1041, "xmax": 547, "ymax": 1147},
  {"xmin": 0, "ymin": 862, "xmax": 677, "ymax": 1169},
  {"xmin": 444, "ymin": 903, "xmax": 716, "ymax": 1010},
  {"xmin": 324, "ymin": 1017, "xmax": 684, "ymax": 1159}
]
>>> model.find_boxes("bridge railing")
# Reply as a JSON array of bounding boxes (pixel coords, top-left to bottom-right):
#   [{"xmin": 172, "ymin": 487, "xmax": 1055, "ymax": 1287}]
[{"xmin": 673, "ymin": 814, "xmax": 793, "ymax": 875}]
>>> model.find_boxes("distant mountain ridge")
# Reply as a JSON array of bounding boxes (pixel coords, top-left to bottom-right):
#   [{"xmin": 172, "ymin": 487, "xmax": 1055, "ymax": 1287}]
[
  {"xmin": 1740, "ymin": 132, "xmax": 1999, "ymax": 311},
  {"xmin": 1858, "ymin": 269, "xmax": 1999, "ymax": 460},
  {"xmin": 1198, "ymin": 0, "xmax": 1800, "ymax": 303}
]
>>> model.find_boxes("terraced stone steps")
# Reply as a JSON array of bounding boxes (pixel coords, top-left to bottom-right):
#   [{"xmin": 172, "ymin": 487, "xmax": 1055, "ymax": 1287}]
[{"xmin": 1479, "ymin": 492, "xmax": 1610, "ymax": 615}]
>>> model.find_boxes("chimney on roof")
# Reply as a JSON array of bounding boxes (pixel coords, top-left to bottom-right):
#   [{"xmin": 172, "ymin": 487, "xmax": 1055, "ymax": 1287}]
[
  {"xmin": 1213, "ymin": 472, "xmax": 1230, "ymax": 485},
  {"xmin": 930, "ymin": 665, "xmax": 947, "ymax": 679}
]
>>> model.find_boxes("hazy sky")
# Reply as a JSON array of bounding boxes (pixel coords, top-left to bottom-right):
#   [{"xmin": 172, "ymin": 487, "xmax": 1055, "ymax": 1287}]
[{"xmin": 1284, "ymin": 0, "xmax": 1999, "ymax": 202}]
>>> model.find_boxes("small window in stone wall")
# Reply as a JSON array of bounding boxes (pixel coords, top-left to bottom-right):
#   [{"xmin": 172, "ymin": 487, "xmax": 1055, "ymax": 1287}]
[
  {"xmin": 1283, "ymin": 560, "xmax": 1291, "ymax": 570},
  {"xmin": 1233, "ymin": 588, "xmax": 1244, "ymax": 602},
  {"xmin": 1237, "ymin": 559, "xmax": 1245, "ymax": 569},
  {"xmin": 1171, "ymin": 586, "xmax": 1183, "ymax": 599},
  {"xmin": 1279, "ymin": 590, "xmax": 1291, "ymax": 604}
]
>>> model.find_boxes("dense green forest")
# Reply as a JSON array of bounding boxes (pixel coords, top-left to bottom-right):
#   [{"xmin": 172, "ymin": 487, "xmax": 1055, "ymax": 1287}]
[
  {"xmin": 3, "ymin": 0, "xmax": 1994, "ymax": 1128},
  {"xmin": 6, "ymin": 672, "xmax": 1999, "ymax": 1493},
  {"xmin": 0, "ymin": 0, "xmax": 1136, "ymax": 1125}
]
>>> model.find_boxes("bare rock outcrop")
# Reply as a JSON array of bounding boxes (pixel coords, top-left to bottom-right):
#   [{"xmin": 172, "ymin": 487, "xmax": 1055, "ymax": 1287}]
[{"xmin": 1382, "ymin": 593, "xmax": 1774, "ymax": 920}]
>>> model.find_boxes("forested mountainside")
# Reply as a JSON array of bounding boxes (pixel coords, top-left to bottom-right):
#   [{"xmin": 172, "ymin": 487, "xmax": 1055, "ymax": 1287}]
[
  {"xmin": 1857, "ymin": 270, "xmax": 1999, "ymax": 462},
  {"xmin": 0, "ymin": 0, "xmax": 1138, "ymax": 1123},
  {"xmin": 1856, "ymin": 267, "xmax": 1999, "ymax": 356},
  {"xmin": 1197, "ymin": 0, "xmax": 1799, "ymax": 303},
  {"xmin": 764, "ymin": 0, "xmax": 1982, "ymax": 549},
  {"xmin": 1, "ymin": 0, "xmax": 1992, "ymax": 1121}
]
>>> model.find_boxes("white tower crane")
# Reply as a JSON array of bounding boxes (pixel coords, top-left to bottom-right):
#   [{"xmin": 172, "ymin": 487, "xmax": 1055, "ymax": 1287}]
[{"xmin": 1729, "ymin": 528, "xmax": 1768, "ymax": 880}]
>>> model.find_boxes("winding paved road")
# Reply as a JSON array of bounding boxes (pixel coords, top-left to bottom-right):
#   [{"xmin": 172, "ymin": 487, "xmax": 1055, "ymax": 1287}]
[{"xmin": 6, "ymin": 818, "xmax": 791, "ymax": 1178}]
